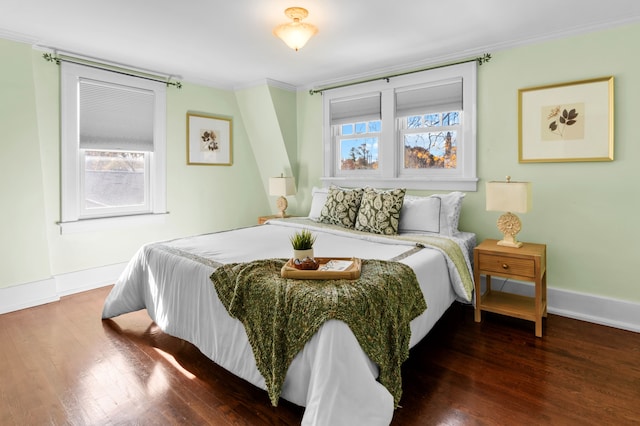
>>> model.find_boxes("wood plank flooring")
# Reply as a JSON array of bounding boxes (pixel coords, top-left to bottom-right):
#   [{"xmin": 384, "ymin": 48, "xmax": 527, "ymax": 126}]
[{"xmin": 1, "ymin": 285, "xmax": 638, "ymax": 425}]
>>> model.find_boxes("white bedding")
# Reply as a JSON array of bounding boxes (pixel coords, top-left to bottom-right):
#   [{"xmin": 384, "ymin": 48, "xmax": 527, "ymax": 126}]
[{"xmin": 102, "ymin": 219, "xmax": 475, "ymax": 425}]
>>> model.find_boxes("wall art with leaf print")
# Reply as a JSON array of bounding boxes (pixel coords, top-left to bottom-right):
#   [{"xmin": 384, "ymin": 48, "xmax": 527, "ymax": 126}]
[
  {"xmin": 187, "ymin": 112, "xmax": 233, "ymax": 165},
  {"xmin": 518, "ymin": 77, "xmax": 613, "ymax": 163}
]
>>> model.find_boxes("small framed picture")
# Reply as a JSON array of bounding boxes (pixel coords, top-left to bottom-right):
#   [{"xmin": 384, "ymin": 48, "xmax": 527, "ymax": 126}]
[
  {"xmin": 187, "ymin": 112, "xmax": 233, "ymax": 165},
  {"xmin": 518, "ymin": 76, "xmax": 614, "ymax": 163}
]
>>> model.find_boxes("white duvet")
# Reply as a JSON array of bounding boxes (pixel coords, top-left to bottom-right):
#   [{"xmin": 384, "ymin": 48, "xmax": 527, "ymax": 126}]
[{"xmin": 102, "ymin": 219, "xmax": 475, "ymax": 425}]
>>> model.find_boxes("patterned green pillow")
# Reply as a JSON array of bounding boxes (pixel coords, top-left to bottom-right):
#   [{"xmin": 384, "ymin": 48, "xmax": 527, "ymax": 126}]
[
  {"xmin": 355, "ymin": 187, "xmax": 406, "ymax": 235},
  {"xmin": 319, "ymin": 186, "xmax": 364, "ymax": 228}
]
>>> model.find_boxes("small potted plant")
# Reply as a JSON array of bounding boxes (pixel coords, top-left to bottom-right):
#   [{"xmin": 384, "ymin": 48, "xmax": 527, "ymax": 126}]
[{"xmin": 289, "ymin": 229, "xmax": 317, "ymax": 265}]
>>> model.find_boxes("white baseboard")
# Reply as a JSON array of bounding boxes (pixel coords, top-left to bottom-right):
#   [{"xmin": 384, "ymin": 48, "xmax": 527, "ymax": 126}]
[
  {"xmin": 486, "ymin": 278, "xmax": 640, "ymax": 333},
  {"xmin": 55, "ymin": 263, "xmax": 127, "ymax": 297},
  {"xmin": 0, "ymin": 262, "xmax": 127, "ymax": 315},
  {"xmin": 0, "ymin": 278, "xmax": 59, "ymax": 314},
  {"xmin": 2, "ymin": 267, "xmax": 639, "ymax": 334}
]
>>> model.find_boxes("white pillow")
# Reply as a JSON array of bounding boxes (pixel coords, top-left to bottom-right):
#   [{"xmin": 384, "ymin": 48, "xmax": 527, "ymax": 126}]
[
  {"xmin": 400, "ymin": 191, "xmax": 465, "ymax": 235},
  {"xmin": 432, "ymin": 191, "xmax": 465, "ymax": 235},
  {"xmin": 399, "ymin": 196, "xmax": 441, "ymax": 234},
  {"xmin": 308, "ymin": 186, "xmax": 329, "ymax": 220}
]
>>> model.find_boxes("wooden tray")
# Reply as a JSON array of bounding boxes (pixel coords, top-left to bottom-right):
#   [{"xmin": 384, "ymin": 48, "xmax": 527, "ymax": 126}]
[{"xmin": 281, "ymin": 257, "xmax": 361, "ymax": 280}]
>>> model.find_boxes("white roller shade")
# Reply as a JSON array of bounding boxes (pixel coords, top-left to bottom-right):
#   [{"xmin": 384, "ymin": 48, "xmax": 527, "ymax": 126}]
[
  {"xmin": 330, "ymin": 93, "xmax": 381, "ymax": 125},
  {"xmin": 79, "ymin": 79, "xmax": 155, "ymax": 151},
  {"xmin": 396, "ymin": 79, "xmax": 462, "ymax": 117}
]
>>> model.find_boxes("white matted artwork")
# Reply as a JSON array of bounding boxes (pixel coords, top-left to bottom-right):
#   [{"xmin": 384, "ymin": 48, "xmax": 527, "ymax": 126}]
[
  {"xmin": 518, "ymin": 76, "xmax": 614, "ymax": 163},
  {"xmin": 187, "ymin": 112, "xmax": 233, "ymax": 165}
]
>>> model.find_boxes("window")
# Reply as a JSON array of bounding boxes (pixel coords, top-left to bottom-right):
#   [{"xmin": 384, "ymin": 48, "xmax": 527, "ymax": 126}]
[
  {"xmin": 336, "ymin": 121, "xmax": 381, "ymax": 171},
  {"xmin": 322, "ymin": 62, "xmax": 477, "ymax": 191},
  {"xmin": 330, "ymin": 93, "xmax": 382, "ymax": 174},
  {"xmin": 60, "ymin": 62, "xmax": 167, "ymax": 232}
]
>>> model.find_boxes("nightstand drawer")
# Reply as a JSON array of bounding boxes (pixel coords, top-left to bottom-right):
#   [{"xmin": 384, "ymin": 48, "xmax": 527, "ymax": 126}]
[{"xmin": 478, "ymin": 253, "xmax": 535, "ymax": 278}]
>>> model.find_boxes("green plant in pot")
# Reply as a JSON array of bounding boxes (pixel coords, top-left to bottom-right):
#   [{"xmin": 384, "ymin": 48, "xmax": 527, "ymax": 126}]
[{"xmin": 289, "ymin": 229, "xmax": 317, "ymax": 267}]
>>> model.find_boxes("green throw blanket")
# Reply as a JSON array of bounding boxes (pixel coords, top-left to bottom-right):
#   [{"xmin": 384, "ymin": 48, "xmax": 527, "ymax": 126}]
[{"xmin": 210, "ymin": 258, "xmax": 427, "ymax": 408}]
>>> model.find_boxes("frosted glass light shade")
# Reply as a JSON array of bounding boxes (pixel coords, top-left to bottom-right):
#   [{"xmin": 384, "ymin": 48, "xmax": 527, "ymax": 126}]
[{"xmin": 273, "ymin": 7, "xmax": 318, "ymax": 51}]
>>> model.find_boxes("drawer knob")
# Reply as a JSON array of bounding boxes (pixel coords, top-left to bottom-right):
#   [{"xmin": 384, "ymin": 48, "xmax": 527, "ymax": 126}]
[{"xmin": 502, "ymin": 263, "xmax": 509, "ymax": 270}]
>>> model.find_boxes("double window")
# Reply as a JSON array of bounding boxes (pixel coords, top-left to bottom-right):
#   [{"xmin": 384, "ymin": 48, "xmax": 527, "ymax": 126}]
[
  {"xmin": 60, "ymin": 62, "xmax": 167, "ymax": 232},
  {"xmin": 322, "ymin": 62, "xmax": 477, "ymax": 191}
]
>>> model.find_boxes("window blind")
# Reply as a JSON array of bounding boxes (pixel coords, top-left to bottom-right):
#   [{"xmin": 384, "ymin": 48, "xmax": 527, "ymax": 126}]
[
  {"xmin": 330, "ymin": 93, "xmax": 381, "ymax": 125},
  {"xmin": 395, "ymin": 79, "xmax": 462, "ymax": 117},
  {"xmin": 79, "ymin": 79, "xmax": 155, "ymax": 151}
]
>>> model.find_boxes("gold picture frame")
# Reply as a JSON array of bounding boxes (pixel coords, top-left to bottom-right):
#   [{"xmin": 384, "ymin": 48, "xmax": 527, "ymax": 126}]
[
  {"xmin": 518, "ymin": 76, "xmax": 614, "ymax": 163},
  {"xmin": 187, "ymin": 112, "xmax": 233, "ymax": 165}
]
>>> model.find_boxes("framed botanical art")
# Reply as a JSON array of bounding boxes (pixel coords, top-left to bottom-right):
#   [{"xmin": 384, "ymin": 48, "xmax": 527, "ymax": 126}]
[
  {"xmin": 187, "ymin": 112, "xmax": 233, "ymax": 165},
  {"xmin": 518, "ymin": 76, "xmax": 614, "ymax": 163}
]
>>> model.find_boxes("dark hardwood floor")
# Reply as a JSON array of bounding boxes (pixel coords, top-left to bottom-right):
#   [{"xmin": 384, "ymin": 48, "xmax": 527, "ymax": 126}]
[{"xmin": 1, "ymin": 285, "xmax": 638, "ymax": 425}]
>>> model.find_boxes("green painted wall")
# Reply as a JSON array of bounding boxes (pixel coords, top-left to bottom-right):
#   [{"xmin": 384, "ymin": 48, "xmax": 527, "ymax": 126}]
[
  {"xmin": 0, "ymin": 39, "xmax": 51, "ymax": 286},
  {"xmin": 235, "ymin": 83, "xmax": 299, "ymax": 215},
  {"xmin": 269, "ymin": 85, "xmax": 298, "ymax": 177},
  {"xmin": 470, "ymin": 23, "xmax": 640, "ymax": 303},
  {"xmin": 0, "ymin": 39, "xmax": 269, "ymax": 288},
  {"xmin": 296, "ymin": 22, "xmax": 640, "ymax": 303}
]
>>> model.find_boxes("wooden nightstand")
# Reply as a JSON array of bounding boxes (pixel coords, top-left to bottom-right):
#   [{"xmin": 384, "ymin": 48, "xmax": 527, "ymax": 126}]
[
  {"xmin": 474, "ymin": 239, "xmax": 547, "ymax": 337},
  {"xmin": 258, "ymin": 214, "xmax": 289, "ymax": 224}
]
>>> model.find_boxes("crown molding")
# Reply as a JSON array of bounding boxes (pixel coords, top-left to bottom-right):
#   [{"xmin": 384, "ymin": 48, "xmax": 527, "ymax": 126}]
[
  {"xmin": 0, "ymin": 28, "xmax": 39, "ymax": 44},
  {"xmin": 233, "ymin": 78, "xmax": 296, "ymax": 92}
]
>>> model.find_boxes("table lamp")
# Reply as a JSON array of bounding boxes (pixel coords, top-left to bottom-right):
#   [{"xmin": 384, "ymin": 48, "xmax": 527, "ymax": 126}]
[
  {"xmin": 269, "ymin": 174, "xmax": 296, "ymax": 217},
  {"xmin": 486, "ymin": 176, "xmax": 532, "ymax": 248}
]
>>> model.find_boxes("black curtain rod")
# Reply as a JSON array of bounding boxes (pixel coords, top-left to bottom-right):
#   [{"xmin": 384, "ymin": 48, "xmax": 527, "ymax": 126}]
[
  {"xmin": 309, "ymin": 53, "xmax": 491, "ymax": 95},
  {"xmin": 42, "ymin": 53, "xmax": 182, "ymax": 89}
]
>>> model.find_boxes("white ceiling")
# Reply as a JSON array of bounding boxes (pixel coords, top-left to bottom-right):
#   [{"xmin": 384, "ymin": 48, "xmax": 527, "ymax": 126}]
[{"xmin": 2, "ymin": 0, "xmax": 640, "ymax": 90}]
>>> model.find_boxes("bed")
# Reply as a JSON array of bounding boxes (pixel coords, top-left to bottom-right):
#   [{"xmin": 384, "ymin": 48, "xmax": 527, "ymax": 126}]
[{"xmin": 102, "ymin": 187, "xmax": 475, "ymax": 425}]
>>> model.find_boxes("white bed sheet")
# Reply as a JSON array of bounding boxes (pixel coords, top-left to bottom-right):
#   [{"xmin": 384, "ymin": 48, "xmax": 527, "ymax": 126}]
[{"xmin": 102, "ymin": 220, "xmax": 474, "ymax": 426}]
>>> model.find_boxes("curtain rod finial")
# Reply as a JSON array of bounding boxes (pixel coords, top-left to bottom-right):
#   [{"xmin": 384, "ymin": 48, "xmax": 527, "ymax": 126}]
[
  {"xmin": 43, "ymin": 52, "xmax": 60, "ymax": 65},
  {"xmin": 477, "ymin": 53, "xmax": 492, "ymax": 65}
]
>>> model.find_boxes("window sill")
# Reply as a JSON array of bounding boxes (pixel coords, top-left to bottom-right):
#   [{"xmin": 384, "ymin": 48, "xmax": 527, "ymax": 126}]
[
  {"xmin": 320, "ymin": 177, "xmax": 478, "ymax": 191},
  {"xmin": 58, "ymin": 212, "xmax": 169, "ymax": 235}
]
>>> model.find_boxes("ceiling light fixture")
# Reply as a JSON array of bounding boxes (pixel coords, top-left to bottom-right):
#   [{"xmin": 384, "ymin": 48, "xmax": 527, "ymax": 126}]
[{"xmin": 273, "ymin": 7, "xmax": 318, "ymax": 51}]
